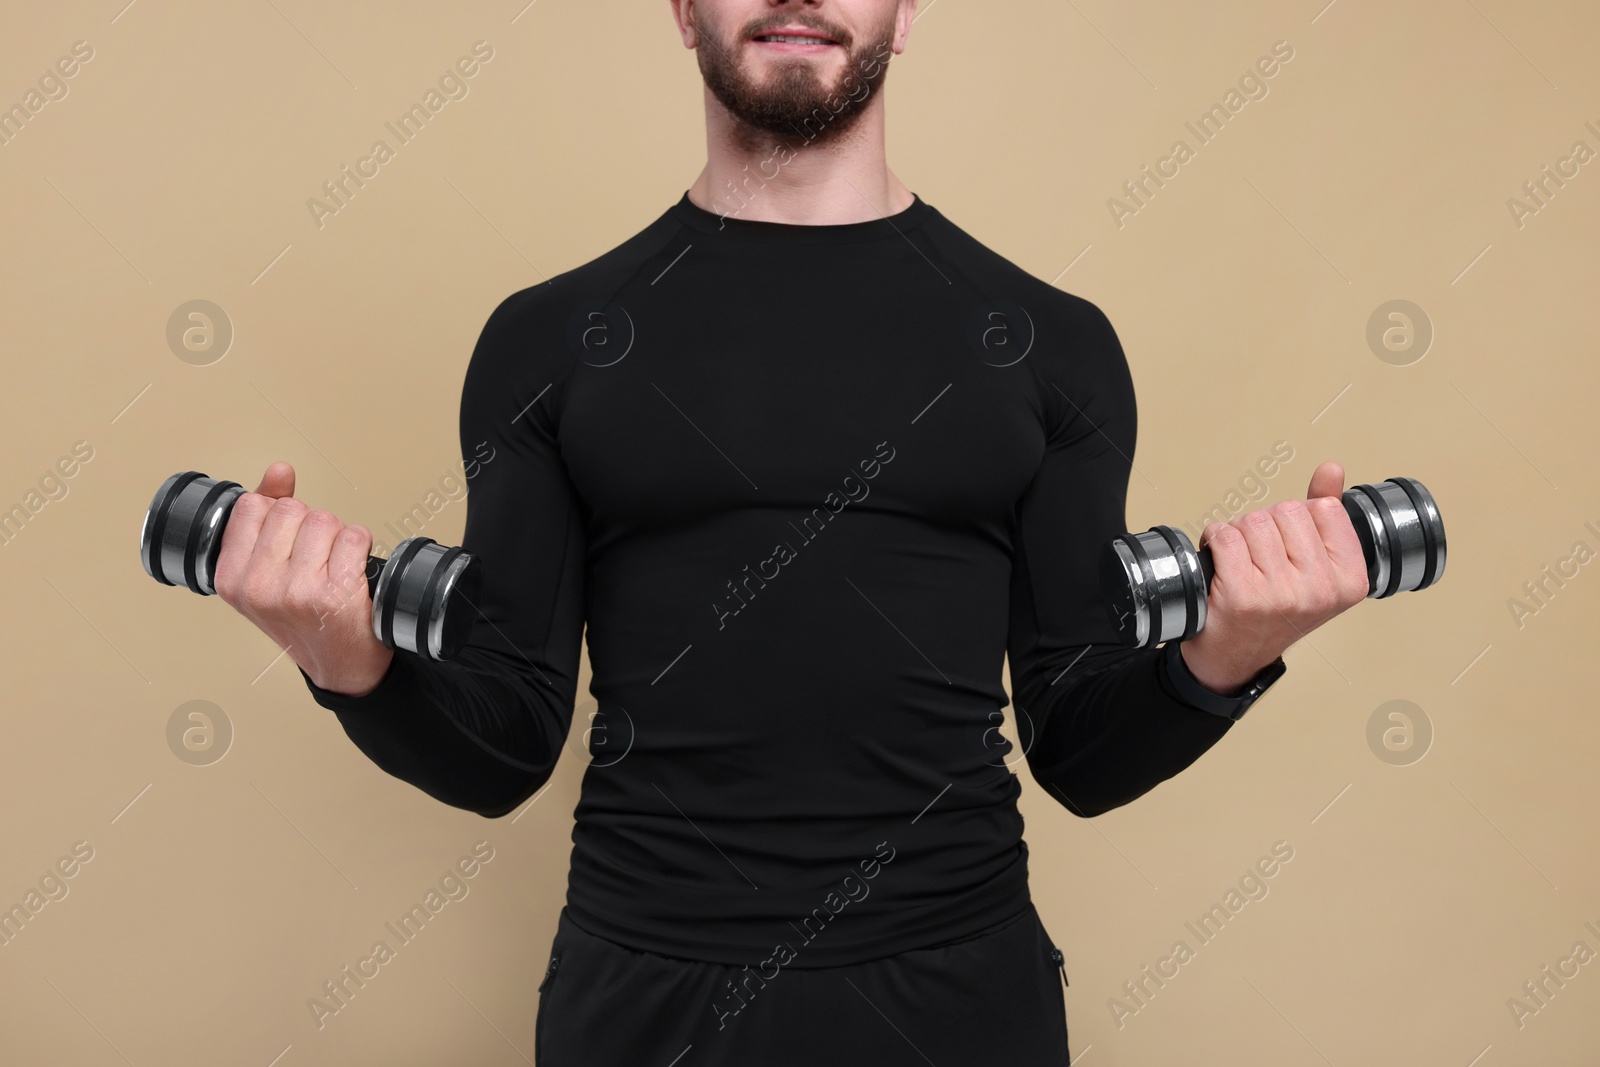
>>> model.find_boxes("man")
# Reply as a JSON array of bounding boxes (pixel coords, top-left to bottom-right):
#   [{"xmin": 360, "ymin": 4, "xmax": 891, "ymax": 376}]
[{"xmin": 215, "ymin": 2, "xmax": 1370, "ymax": 1062}]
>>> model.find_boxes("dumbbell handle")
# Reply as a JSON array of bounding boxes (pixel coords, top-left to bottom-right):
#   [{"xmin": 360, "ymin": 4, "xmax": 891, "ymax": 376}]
[
  {"xmin": 1191, "ymin": 489, "xmax": 1434, "ymax": 599},
  {"xmin": 1192, "ymin": 498, "xmax": 1347, "ymax": 588},
  {"xmin": 1193, "ymin": 505, "xmax": 1349, "ymax": 592}
]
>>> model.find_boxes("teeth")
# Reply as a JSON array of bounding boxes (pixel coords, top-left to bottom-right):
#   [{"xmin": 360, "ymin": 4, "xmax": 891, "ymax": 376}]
[{"xmin": 760, "ymin": 34, "xmax": 831, "ymax": 45}]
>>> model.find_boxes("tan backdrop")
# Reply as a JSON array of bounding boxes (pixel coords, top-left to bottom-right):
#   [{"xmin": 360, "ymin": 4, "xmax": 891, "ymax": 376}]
[{"xmin": 2, "ymin": 1, "xmax": 1596, "ymax": 1063}]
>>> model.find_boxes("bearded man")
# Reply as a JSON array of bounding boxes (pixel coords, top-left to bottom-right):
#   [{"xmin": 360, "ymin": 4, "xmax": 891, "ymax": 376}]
[{"xmin": 217, "ymin": 2, "xmax": 1370, "ymax": 1062}]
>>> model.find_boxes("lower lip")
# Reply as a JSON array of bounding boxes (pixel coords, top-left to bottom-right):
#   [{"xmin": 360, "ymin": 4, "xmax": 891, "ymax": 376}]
[{"xmin": 752, "ymin": 38, "xmax": 838, "ymax": 53}]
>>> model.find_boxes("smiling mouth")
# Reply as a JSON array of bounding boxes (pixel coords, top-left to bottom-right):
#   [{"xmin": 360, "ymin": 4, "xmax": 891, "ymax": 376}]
[{"xmin": 752, "ymin": 33, "xmax": 839, "ymax": 46}]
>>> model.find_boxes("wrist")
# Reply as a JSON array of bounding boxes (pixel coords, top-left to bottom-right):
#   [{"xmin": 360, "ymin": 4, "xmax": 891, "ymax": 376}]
[
  {"xmin": 1178, "ymin": 642, "xmax": 1255, "ymax": 696},
  {"xmin": 1161, "ymin": 641, "xmax": 1287, "ymax": 721},
  {"xmin": 310, "ymin": 647, "xmax": 395, "ymax": 698}
]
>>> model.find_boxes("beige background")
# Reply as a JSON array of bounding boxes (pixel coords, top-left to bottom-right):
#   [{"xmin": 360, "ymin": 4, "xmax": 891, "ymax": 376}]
[{"xmin": 2, "ymin": 0, "xmax": 1596, "ymax": 1063}]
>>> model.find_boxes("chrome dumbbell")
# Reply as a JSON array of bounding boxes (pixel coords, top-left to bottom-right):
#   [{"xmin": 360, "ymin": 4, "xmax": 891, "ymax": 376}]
[
  {"xmin": 140, "ymin": 471, "xmax": 481, "ymax": 661},
  {"xmin": 1100, "ymin": 476, "xmax": 1446, "ymax": 649}
]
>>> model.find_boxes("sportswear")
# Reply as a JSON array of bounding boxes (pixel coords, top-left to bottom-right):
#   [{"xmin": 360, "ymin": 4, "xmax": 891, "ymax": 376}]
[
  {"xmin": 301, "ymin": 190, "xmax": 1262, "ymax": 969},
  {"xmin": 532, "ymin": 900, "xmax": 1071, "ymax": 1065}
]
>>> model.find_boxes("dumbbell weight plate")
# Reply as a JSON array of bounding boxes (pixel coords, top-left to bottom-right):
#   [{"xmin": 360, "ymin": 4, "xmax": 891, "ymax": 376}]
[
  {"xmin": 140, "ymin": 471, "xmax": 247, "ymax": 596},
  {"xmin": 1340, "ymin": 476, "xmax": 1446, "ymax": 600},
  {"xmin": 370, "ymin": 537, "xmax": 482, "ymax": 662},
  {"xmin": 1100, "ymin": 525, "xmax": 1210, "ymax": 650}
]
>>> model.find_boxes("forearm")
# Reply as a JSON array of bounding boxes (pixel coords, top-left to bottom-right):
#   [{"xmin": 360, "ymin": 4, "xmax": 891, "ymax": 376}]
[
  {"xmin": 300, "ymin": 643, "xmax": 569, "ymax": 818},
  {"xmin": 1021, "ymin": 643, "xmax": 1236, "ymax": 818}
]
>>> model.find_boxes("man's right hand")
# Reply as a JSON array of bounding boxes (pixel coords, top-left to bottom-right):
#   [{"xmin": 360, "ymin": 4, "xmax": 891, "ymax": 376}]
[{"xmin": 212, "ymin": 461, "xmax": 395, "ymax": 697}]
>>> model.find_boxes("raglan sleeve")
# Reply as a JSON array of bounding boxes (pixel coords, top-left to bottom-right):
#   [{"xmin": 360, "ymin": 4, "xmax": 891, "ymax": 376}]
[
  {"xmin": 298, "ymin": 287, "xmax": 587, "ymax": 818},
  {"xmin": 1008, "ymin": 298, "xmax": 1248, "ymax": 819}
]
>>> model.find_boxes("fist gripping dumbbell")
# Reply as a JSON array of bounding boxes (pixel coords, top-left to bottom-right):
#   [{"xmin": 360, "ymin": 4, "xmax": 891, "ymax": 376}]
[
  {"xmin": 1100, "ymin": 476, "xmax": 1446, "ymax": 649},
  {"xmin": 140, "ymin": 471, "xmax": 481, "ymax": 661}
]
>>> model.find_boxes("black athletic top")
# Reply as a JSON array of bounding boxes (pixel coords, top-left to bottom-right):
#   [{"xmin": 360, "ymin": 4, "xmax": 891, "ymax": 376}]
[{"xmin": 301, "ymin": 191, "xmax": 1253, "ymax": 968}]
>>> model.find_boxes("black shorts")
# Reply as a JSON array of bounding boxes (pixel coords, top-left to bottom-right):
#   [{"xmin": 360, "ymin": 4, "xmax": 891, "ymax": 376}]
[{"xmin": 534, "ymin": 902, "xmax": 1072, "ymax": 1066}]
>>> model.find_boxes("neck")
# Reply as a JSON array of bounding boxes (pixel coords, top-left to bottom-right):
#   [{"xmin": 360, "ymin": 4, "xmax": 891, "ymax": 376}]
[{"xmin": 687, "ymin": 90, "xmax": 914, "ymax": 226}]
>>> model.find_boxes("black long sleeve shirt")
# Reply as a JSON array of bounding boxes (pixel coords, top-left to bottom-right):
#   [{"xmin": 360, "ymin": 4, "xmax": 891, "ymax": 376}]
[{"xmin": 300, "ymin": 191, "xmax": 1253, "ymax": 968}]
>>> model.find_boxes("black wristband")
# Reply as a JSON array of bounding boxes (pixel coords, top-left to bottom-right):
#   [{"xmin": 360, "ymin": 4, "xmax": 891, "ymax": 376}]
[{"xmin": 1159, "ymin": 641, "xmax": 1286, "ymax": 721}]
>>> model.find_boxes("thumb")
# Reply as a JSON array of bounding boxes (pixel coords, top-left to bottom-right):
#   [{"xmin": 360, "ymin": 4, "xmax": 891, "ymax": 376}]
[
  {"xmin": 1307, "ymin": 459, "xmax": 1344, "ymax": 500},
  {"xmin": 254, "ymin": 461, "xmax": 296, "ymax": 499}
]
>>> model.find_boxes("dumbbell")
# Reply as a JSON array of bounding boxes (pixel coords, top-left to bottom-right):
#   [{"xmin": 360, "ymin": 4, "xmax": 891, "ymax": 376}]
[
  {"xmin": 1100, "ymin": 476, "xmax": 1446, "ymax": 649},
  {"xmin": 140, "ymin": 471, "xmax": 481, "ymax": 661}
]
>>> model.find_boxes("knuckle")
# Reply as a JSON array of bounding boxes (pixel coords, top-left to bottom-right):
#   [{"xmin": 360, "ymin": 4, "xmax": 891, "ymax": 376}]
[
  {"xmin": 1310, "ymin": 496, "xmax": 1344, "ymax": 520},
  {"xmin": 1273, "ymin": 499, "xmax": 1309, "ymax": 522},
  {"xmin": 302, "ymin": 508, "xmax": 341, "ymax": 534},
  {"xmin": 233, "ymin": 492, "xmax": 272, "ymax": 519},
  {"xmin": 271, "ymin": 496, "xmax": 308, "ymax": 519}
]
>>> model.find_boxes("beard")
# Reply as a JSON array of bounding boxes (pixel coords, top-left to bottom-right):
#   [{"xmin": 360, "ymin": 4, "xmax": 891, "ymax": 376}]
[{"xmin": 693, "ymin": 9, "xmax": 896, "ymax": 152}]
